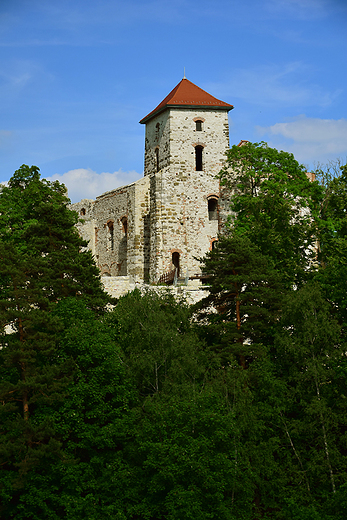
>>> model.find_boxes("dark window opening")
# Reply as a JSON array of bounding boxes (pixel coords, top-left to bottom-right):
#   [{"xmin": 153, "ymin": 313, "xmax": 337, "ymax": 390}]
[
  {"xmin": 80, "ymin": 208, "xmax": 86, "ymax": 216},
  {"xmin": 107, "ymin": 221, "xmax": 114, "ymax": 251},
  {"xmin": 208, "ymin": 198, "xmax": 218, "ymax": 220},
  {"xmin": 121, "ymin": 217, "xmax": 128, "ymax": 235},
  {"xmin": 172, "ymin": 252, "xmax": 180, "ymax": 277},
  {"xmin": 195, "ymin": 145, "xmax": 203, "ymax": 171},
  {"xmin": 212, "ymin": 239, "xmax": 218, "ymax": 250},
  {"xmin": 195, "ymin": 120, "xmax": 202, "ymax": 131},
  {"xmin": 156, "ymin": 148, "xmax": 160, "ymax": 172}
]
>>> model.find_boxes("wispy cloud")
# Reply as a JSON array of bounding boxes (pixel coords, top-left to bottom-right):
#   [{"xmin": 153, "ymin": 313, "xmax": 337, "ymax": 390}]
[
  {"xmin": 208, "ymin": 63, "xmax": 340, "ymax": 109},
  {"xmin": 0, "ymin": 59, "xmax": 50, "ymax": 96},
  {"xmin": 0, "ymin": 130, "xmax": 12, "ymax": 149},
  {"xmin": 257, "ymin": 116, "xmax": 347, "ymax": 164},
  {"xmin": 264, "ymin": 0, "xmax": 341, "ymax": 20},
  {"xmin": 46, "ymin": 168, "xmax": 142, "ymax": 203}
]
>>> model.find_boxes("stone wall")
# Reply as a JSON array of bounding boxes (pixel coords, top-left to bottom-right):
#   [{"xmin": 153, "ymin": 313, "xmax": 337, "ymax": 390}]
[{"xmin": 101, "ymin": 275, "xmax": 208, "ymax": 305}]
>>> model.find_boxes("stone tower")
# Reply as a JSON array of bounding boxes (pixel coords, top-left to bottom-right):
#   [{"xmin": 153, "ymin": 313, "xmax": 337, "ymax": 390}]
[
  {"xmin": 71, "ymin": 78, "xmax": 233, "ymax": 294},
  {"xmin": 139, "ymin": 78, "xmax": 233, "ymax": 282}
]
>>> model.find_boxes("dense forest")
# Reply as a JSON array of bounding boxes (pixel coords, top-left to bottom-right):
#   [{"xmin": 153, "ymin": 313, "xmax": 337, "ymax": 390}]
[{"xmin": 1, "ymin": 144, "xmax": 347, "ymax": 519}]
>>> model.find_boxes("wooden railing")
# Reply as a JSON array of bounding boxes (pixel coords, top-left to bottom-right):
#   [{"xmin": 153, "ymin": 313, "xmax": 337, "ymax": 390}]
[
  {"xmin": 157, "ymin": 268, "xmax": 210, "ymax": 286},
  {"xmin": 158, "ymin": 268, "xmax": 176, "ymax": 285}
]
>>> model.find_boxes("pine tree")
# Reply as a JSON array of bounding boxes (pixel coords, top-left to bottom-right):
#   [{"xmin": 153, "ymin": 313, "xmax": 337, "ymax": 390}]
[{"xmin": 0, "ymin": 165, "xmax": 110, "ymax": 506}]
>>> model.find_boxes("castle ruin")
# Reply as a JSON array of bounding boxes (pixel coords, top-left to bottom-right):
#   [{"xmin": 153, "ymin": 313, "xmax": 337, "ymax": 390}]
[{"xmin": 71, "ymin": 78, "xmax": 233, "ymax": 299}]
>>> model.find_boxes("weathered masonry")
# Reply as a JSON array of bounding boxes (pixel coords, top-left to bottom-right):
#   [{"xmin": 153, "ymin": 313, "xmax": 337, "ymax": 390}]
[{"xmin": 71, "ymin": 78, "xmax": 233, "ymax": 294}]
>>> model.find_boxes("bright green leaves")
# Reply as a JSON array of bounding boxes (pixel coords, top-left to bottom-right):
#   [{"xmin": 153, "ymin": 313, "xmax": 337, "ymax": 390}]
[{"xmin": 220, "ymin": 142, "xmax": 323, "ymax": 287}]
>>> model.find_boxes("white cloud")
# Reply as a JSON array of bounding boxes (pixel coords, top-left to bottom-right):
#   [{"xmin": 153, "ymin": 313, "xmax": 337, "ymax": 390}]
[
  {"xmin": 46, "ymin": 168, "xmax": 142, "ymax": 203},
  {"xmin": 257, "ymin": 116, "xmax": 347, "ymax": 164}
]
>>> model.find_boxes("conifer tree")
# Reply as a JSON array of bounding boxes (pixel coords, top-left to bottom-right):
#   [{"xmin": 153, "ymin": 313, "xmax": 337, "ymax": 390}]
[{"xmin": 0, "ymin": 165, "xmax": 110, "ymax": 500}]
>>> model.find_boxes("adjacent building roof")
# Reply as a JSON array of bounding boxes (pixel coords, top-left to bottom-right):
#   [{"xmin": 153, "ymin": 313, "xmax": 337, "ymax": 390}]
[{"xmin": 140, "ymin": 78, "xmax": 233, "ymax": 124}]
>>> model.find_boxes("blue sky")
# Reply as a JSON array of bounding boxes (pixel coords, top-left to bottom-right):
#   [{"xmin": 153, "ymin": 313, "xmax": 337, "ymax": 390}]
[{"xmin": 1, "ymin": 0, "xmax": 347, "ymax": 202}]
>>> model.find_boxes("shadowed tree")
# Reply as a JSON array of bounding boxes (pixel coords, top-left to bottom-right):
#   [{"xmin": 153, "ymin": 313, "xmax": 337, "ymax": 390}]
[{"xmin": 0, "ymin": 165, "xmax": 111, "ymax": 513}]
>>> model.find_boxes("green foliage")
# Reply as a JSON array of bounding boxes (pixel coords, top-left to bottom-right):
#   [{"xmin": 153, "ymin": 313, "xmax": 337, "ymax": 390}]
[
  {"xmin": 0, "ymin": 166, "xmax": 112, "ymax": 518},
  {"xmin": 2, "ymin": 155, "xmax": 347, "ymax": 519},
  {"xmin": 108, "ymin": 290, "xmax": 240, "ymax": 520},
  {"xmin": 275, "ymin": 283, "xmax": 345, "ymax": 500},
  {"xmin": 313, "ymin": 164, "xmax": 347, "ymax": 334},
  {"xmin": 1, "ymin": 298, "xmax": 133, "ymax": 519},
  {"xmin": 0, "ymin": 165, "xmax": 109, "ymax": 311},
  {"xmin": 107, "ymin": 288, "xmax": 206, "ymax": 396},
  {"xmin": 195, "ymin": 234, "xmax": 282, "ymax": 367},
  {"xmin": 220, "ymin": 142, "xmax": 323, "ymax": 286},
  {"xmin": 195, "ymin": 145, "xmax": 347, "ymax": 518}
]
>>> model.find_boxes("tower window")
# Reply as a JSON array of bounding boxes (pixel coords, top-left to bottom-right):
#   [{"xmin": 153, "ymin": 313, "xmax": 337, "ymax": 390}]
[
  {"xmin": 208, "ymin": 198, "xmax": 218, "ymax": 220},
  {"xmin": 80, "ymin": 208, "xmax": 86, "ymax": 216},
  {"xmin": 195, "ymin": 120, "xmax": 203, "ymax": 131},
  {"xmin": 155, "ymin": 147, "xmax": 160, "ymax": 173},
  {"xmin": 195, "ymin": 145, "xmax": 203, "ymax": 171}
]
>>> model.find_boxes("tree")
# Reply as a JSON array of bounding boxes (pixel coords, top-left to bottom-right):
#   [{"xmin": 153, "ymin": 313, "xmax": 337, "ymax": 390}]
[
  {"xmin": 219, "ymin": 141, "xmax": 323, "ymax": 287},
  {"xmin": 193, "ymin": 144, "xmax": 347, "ymax": 517},
  {"xmin": 195, "ymin": 142, "xmax": 320, "ymax": 366},
  {"xmin": 314, "ymin": 164, "xmax": 347, "ymax": 333},
  {"xmin": 195, "ymin": 234, "xmax": 282, "ymax": 368},
  {"xmin": 1, "ymin": 298, "xmax": 134, "ymax": 520},
  {"xmin": 0, "ymin": 165, "xmax": 110, "ymax": 512},
  {"xmin": 106, "ymin": 289, "xmax": 250, "ymax": 520},
  {"xmin": 274, "ymin": 282, "xmax": 347, "ymax": 517}
]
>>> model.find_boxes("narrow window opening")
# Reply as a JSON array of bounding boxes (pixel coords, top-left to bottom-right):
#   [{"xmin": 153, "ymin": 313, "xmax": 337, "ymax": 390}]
[
  {"xmin": 195, "ymin": 120, "xmax": 202, "ymax": 131},
  {"xmin": 211, "ymin": 239, "xmax": 218, "ymax": 250},
  {"xmin": 80, "ymin": 208, "xmax": 86, "ymax": 216},
  {"xmin": 208, "ymin": 198, "xmax": 218, "ymax": 220},
  {"xmin": 172, "ymin": 252, "xmax": 180, "ymax": 277},
  {"xmin": 195, "ymin": 145, "xmax": 203, "ymax": 171},
  {"xmin": 107, "ymin": 221, "xmax": 114, "ymax": 251},
  {"xmin": 121, "ymin": 217, "xmax": 128, "ymax": 235},
  {"xmin": 119, "ymin": 217, "xmax": 128, "ymax": 276},
  {"xmin": 155, "ymin": 148, "xmax": 160, "ymax": 173}
]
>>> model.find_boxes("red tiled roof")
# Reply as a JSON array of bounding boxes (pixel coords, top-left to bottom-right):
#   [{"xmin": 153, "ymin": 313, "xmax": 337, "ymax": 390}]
[{"xmin": 140, "ymin": 78, "xmax": 233, "ymax": 124}]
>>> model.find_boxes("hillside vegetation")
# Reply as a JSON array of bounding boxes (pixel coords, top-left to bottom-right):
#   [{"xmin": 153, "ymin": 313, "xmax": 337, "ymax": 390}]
[{"xmin": 1, "ymin": 147, "xmax": 347, "ymax": 520}]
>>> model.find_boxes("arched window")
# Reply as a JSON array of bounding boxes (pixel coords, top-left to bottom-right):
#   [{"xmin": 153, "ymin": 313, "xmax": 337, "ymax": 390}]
[
  {"xmin": 172, "ymin": 252, "xmax": 180, "ymax": 277},
  {"xmin": 121, "ymin": 216, "xmax": 127, "ymax": 235},
  {"xmin": 80, "ymin": 208, "xmax": 86, "ymax": 216},
  {"xmin": 107, "ymin": 221, "xmax": 114, "ymax": 251},
  {"xmin": 211, "ymin": 239, "xmax": 218, "ymax": 250},
  {"xmin": 208, "ymin": 198, "xmax": 218, "ymax": 220},
  {"xmin": 195, "ymin": 120, "xmax": 203, "ymax": 131},
  {"xmin": 195, "ymin": 145, "xmax": 203, "ymax": 171}
]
